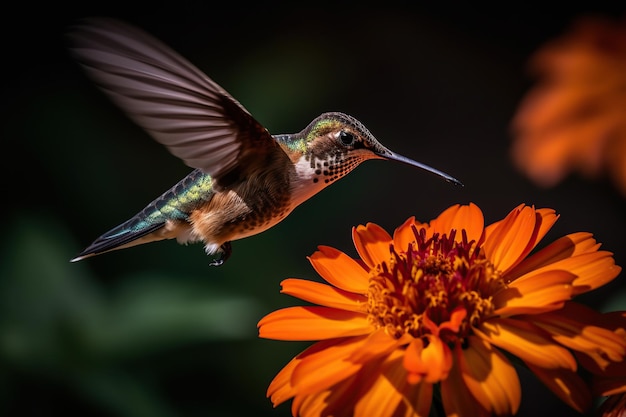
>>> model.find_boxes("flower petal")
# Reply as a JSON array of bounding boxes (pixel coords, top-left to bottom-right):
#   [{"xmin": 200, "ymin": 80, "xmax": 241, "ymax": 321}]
[
  {"xmin": 292, "ymin": 335, "xmax": 369, "ymax": 396},
  {"xmin": 392, "ymin": 216, "xmax": 420, "ymax": 253},
  {"xmin": 457, "ymin": 336, "xmax": 521, "ymax": 416},
  {"xmin": 267, "ymin": 337, "xmax": 361, "ymax": 406},
  {"xmin": 348, "ymin": 328, "xmax": 412, "ymax": 363},
  {"xmin": 483, "ymin": 205, "xmax": 540, "ymax": 273},
  {"xmin": 483, "ymin": 203, "xmax": 524, "ymax": 239},
  {"xmin": 258, "ymin": 306, "xmax": 373, "ymax": 340},
  {"xmin": 293, "ymin": 377, "xmax": 358, "ymax": 417},
  {"xmin": 507, "ymin": 249, "xmax": 621, "ymax": 295},
  {"xmin": 569, "ymin": 309, "xmax": 626, "ymax": 390},
  {"xmin": 357, "ymin": 351, "xmax": 434, "ymax": 417},
  {"xmin": 403, "ymin": 336, "xmax": 452, "ymax": 384},
  {"xmin": 527, "ymin": 303, "xmax": 626, "ymax": 367},
  {"xmin": 280, "ymin": 278, "xmax": 367, "ymax": 312},
  {"xmin": 308, "ymin": 246, "xmax": 370, "ymax": 293},
  {"xmin": 428, "ymin": 203, "xmax": 485, "ymax": 245},
  {"xmin": 293, "ymin": 352, "xmax": 388, "ymax": 417},
  {"xmin": 532, "ymin": 207, "xmax": 560, "ymax": 245},
  {"xmin": 267, "ymin": 350, "xmax": 301, "ymax": 406},
  {"xmin": 493, "ymin": 270, "xmax": 575, "ymax": 316},
  {"xmin": 569, "ymin": 252, "xmax": 621, "ymax": 295},
  {"xmin": 525, "ymin": 362, "xmax": 592, "ymax": 413},
  {"xmin": 352, "ymin": 223, "xmax": 392, "ymax": 269},
  {"xmin": 476, "ymin": 318, "xmax": 577, "ymax": 370},
  {"xmin": 505, "ymin": 232, "xmax": 601, "ymax": 281},
  {"xmin": 441, "ymin": 356, "xmax": 492, "ymax": 417}
]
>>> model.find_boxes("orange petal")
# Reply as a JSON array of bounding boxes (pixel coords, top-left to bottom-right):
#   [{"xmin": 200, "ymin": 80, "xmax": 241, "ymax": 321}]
[
  {"xmin": 525, "ymin": 362, "xmax": 592, "ymax": 413},
  {"xmin": 258, "ymin": 306, "xmax": 373, "ymax": 340},
  {"xmin": 280, "ymin": 278, "xmax": 367, "ymax": 312},
  {"xmin": 293, "ymin": 376, "xmax": 357, "ymax": 417},
  {"xmin": 293, "ymin": 391, "xmax": 323, "ymax": 417},
  {"xmin": 348, "ymin": 328, "xmax": 411, "ymax": 363},
  {"xmin": 439, "ymin": 307, "xmax": 468, "ymax": 334},
  {"xmin": 292, "ymin": 335, "xmax": 369, "ymax": 396},
  {"xmin": 513, "ymin": 52, "xmax": 612, "ymax": 129},
  {"xmin": 520, "ymin": 111, "xmax": 620, "ymax": 181},
  {"xmin": 403, "ymin": 336, "xmax": 453, "ymax": 384},
  {"xmin": 457, "ymin": 336, "xmax": 521, "ymax": 416},
  {"xmin": 355, "ymin": 350, "xmax": 434, "ymax": 417},
  {"xmin": 352, "ymin": 223, "xmax": 393, "ymax": 269},
  {"xmin": 426, "ymin": 204, "xmax": 461, "ymax": 238},
  {"xmin": 428, "ymin": 203, "xmax": 485, "ymax": 245},
  {"xmin": 493, "ymin": 270, "xmax": 574, "ymax": 316},
  {"xmin": 580, "ymin": 349, "xmax": 626, "ymax": 381},
  {"xmin": 532, "ymin": 207, "xmax": 560, "ymax": 248},
  {"xmin": 527, "ymin": 303, "xmax": 626, "ymax": 366},
  {"xmin": 441, "ymin": 357, "xmax": 491, "ymax": 417},
  {"xmin": 482, "ymin": 205, "xmax": 539, "ymax": 273},
  {"xmin": 294, "ymin": 350, "xmax": 395, "ymax": 417},
  {"xmin": 507, "ymin": 250, "xmax": 621, "ymax": 296},
  {"xmin": 293, "ymin": 392, "xmax": 324, "ymax": 417},
  {"xmin": 483, "ymin": 203, "xmax": 524, "ymax": 240},
  {"xmin": 483, "ymin": 206, "xmax": 558, "ymax": 273},
  {"xmin": 569, "ymin": 253, "xmax": 621, "ymax": 295},
  {"xmin": 505, "ymin": 232, "xmax": 601, "ymax": 281},
  {"xmin": 392, "ymin": 216, "xmax": 419, "ymax": 253},
  {"xmin": 267, "ymin": 337, "xmax": 362, "ymax": 406},
  {"xmin": 476, "ymin": 318, "xmax": 577, "ymax": 370},
  {"xmin": 267, "ymin": 350, "xmax": 301, "ymax": 406},
  {"xmin": 308, "ymin": 246, "xmax": 370, "ymax": 293}
]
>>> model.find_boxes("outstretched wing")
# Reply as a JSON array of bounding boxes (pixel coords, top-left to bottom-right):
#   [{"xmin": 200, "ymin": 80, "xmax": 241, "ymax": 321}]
[{"xmin": 67, "ymin": 17, "xmax": 278, "ymax": 187}]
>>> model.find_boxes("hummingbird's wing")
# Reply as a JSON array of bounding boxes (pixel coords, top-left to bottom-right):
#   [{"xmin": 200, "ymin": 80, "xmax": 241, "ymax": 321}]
[{"xmin": 67, "ymin": 18, "xmax": 279, "ymax": 188}]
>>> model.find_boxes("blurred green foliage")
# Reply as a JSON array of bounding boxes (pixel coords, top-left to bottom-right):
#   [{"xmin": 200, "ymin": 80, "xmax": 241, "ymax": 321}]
[{"xmin": 0, "ymin": 215, "xmax": 271, "ymax": 416}]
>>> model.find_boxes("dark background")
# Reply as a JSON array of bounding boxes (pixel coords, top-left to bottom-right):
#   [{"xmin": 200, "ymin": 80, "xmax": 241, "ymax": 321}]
[{"xmin": 1, "ymin": 2, "xmax": 625, "ymax": 416}]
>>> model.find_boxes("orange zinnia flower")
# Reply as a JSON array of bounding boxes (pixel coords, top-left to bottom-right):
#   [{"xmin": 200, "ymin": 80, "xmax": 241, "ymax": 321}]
[
  {"xmin": 258, "ymin": 203, "xmax": 624, "ymax": 417},
  {"xmin": 511, "ymin": 16, "xmax": 626, "ymax": 196}
]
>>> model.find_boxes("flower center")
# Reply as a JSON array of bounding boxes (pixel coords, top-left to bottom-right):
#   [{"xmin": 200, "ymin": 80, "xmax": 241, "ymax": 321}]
[{"xmin": 366, "ymin": 227, "xmax": 505, "ymax": 345}]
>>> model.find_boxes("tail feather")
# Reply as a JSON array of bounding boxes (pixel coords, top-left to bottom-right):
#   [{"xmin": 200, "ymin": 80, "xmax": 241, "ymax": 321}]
[
  {"xmin": 71, "ymin": 169, "xmax": 211, "ymax": 262},
  {"xmin": 71, "ymin": 221, "xmax": 165, "ymax": 262}
]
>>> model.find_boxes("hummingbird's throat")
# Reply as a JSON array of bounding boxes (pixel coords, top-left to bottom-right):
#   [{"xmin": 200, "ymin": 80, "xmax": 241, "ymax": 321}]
[
  {"xmin": 289, "ymin": 153, "xmax": 362, "ymax": 208},
  {"xmin": 307, "ymin": 153, "xmax": 364, "ymax": 184}
]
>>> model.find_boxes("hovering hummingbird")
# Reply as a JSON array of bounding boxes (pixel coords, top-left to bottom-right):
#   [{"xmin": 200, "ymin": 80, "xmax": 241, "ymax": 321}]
[{"xmin": 68, "ymin": 18, "xmax": 462, "ymax": 266}]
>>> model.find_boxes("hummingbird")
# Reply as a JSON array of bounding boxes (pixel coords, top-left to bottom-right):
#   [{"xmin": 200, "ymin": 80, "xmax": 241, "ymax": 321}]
[{"xmin": 68, "ymin": 18, "xmax": 462, "ymax": 266}]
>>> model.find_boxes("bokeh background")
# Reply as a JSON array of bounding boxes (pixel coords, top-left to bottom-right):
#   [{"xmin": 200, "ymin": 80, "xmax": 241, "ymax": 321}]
[{"xmin": 2, "ymin": 2, "xmax": 625, "ymax": 416}]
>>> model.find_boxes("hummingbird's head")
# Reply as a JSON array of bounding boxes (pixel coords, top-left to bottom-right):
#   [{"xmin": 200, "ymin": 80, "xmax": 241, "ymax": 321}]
[{"xmin": 299, "ymin": 112, "xmax": 463, "ymax": 186}]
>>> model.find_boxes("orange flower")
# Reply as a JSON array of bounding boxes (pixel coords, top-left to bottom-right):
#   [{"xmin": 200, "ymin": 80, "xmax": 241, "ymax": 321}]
[
  {"xmin": 511, "ymin": 16, "xmax": 626, "ymax": 195},
  {"xmin": 258, "ymin": 203, "xmax": 624, "ymax": 417}
]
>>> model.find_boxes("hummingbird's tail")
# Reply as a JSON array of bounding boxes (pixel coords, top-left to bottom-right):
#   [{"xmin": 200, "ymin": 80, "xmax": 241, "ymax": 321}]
[
  {"xmin": 70, "ymin": 219, "xmax": 169, "ymax": 262},
  {"xmin": 71, "ymin": 169, "xmax": 213, "ymax": 262}
]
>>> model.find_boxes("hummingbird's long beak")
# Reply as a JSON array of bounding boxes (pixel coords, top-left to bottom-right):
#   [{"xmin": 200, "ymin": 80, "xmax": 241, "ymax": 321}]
[{"xmin": 378, "ymin": 150, "xmax": 464, "ymax": 187}]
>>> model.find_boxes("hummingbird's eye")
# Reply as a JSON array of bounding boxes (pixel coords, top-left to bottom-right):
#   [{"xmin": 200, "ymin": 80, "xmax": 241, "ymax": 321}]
[{"xmin": 338, "ymin": 131, "xmax": 354, "ymax": 146}]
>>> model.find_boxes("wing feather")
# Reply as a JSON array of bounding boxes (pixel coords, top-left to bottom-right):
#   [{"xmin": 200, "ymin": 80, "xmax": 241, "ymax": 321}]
[{"xmin": 66, "ymin": 17, "xmax": 277, "ymax": 183}]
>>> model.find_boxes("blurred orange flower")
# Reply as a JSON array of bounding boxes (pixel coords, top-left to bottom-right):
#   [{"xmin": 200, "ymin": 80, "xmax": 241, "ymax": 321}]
[
  {"xmin": 511, "ymin": 16, "xmax": 626, "ymax": 195},
  {"xmin": 258, "ymin": 203, "xmax": 624, "ymax": 417}
]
